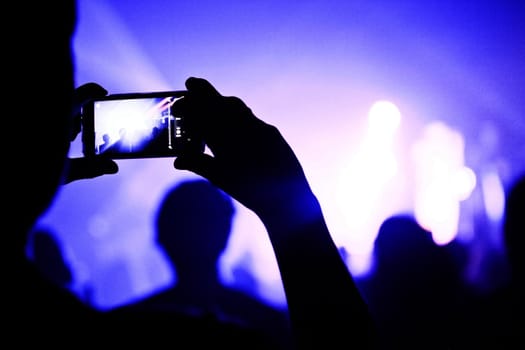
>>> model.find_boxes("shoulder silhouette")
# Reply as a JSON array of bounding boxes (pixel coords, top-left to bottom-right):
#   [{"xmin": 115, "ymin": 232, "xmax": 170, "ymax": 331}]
[
  {"xmin": 113, "ymin": 179, "xmax": 292, "ymax": 348},
  {"xmin": 27, "ymin": 227, "xmax": 74, "ymax": 289},
  {"xmin": 359, "ymin": 214, "xmax": 462, "ymax": 348}
]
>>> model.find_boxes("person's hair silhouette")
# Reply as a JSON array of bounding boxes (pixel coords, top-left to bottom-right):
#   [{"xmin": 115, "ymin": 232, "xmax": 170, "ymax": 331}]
[
  {"xmin": 359, "ymin": 214, "xmax": 462, "ymax": 348},
  {"xmin": 115, "ymin": 178, "xmax": 292, "ymax": 348},
  {"xmin": 156, "ymin": 178, "xmax": 234, "ymax": 285}
]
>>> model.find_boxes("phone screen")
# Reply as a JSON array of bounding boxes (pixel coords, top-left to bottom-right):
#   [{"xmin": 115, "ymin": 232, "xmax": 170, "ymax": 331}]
[{"xmin": 82, "ymin": 92, "xmax": 203, "ymax": 159}]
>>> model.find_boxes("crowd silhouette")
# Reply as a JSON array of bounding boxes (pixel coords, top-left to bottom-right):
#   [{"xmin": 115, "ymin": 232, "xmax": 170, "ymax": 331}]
[
  {"xmin": 113, "ymin": 179, "xmax": 293, "ymax": 348},
  {"xmin": 354, "ymin": 191, "xmax": 522, "ymax": 349},
  {"xmin": 457, "ymin": 173, "xmax": 523, "ymax": 347},
  {"xmin": 11, "ymin": 1, "xmax": 522, "ymax": 348},
  {"xmin": 11, "ymin": 2, "xmax": 376, "ymax": 346},
  {"xmin": 357, "ymin": 215, "xmax": 467, "ymax": 348}
]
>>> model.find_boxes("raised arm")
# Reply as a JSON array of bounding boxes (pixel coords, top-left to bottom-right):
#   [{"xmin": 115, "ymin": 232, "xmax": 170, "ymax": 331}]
[{"xmin": 173, "ymin": 77, "xmax": 377, "ymax": 349}]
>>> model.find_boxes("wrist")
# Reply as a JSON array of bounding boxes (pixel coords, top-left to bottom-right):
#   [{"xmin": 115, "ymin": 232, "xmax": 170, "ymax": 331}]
[{"xmin": 255, "ymin": 188, "xmax": 325, "ymax": 240}]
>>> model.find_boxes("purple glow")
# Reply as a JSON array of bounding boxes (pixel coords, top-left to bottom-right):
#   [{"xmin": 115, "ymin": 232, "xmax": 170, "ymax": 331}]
[{"xmin": 37, "ymin": 0, "xmax": 525, "ymax": 310}]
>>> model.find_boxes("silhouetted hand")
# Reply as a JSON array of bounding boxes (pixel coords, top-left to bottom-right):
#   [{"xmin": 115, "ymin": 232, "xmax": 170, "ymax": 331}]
[
  {"xmin": 173, "ymin": 78, "xmax": 377, "ymax": 349},
  {"xmin": 173, "ymin": 77, "xmax": 314, "ymax": 219},
  {"xmin": 64, "ymin": 156, "xmax": 118, "ymax": 184},
  {"xmin": 64, "ymin": 82, "xmax": 118, "ymax": 184}
]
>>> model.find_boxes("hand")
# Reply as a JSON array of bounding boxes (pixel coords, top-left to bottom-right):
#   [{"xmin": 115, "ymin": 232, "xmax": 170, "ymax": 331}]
[
  {"xmin": 172, "ymin": 77, "xmax": 314, "ymax": 218},
  {"xmin": 64, "ymin": 83, "xmax": 118, "ymax": 184},
  {"xmin": 70, "ymin": 82, "xmax": 108, "ymax": 141},
  {"xmin": 173, "ymin": 79, "xmax": 377, "ymax": 349}
]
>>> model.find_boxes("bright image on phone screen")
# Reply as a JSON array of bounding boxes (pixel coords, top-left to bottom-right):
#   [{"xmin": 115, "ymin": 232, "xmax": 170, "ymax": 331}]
[{"xmin": 93, "ymin": 96, "xmax": 183, "ymax": 158}]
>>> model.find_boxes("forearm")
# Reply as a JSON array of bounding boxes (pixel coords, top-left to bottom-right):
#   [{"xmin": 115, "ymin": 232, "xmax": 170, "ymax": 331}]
[
  {"xmin": 258, "ymin": 192, "xmax": 376, "ymax": 349},
  {"xmin": 171, "ymin": 76, "xmax": 377, "ymax": 347}
]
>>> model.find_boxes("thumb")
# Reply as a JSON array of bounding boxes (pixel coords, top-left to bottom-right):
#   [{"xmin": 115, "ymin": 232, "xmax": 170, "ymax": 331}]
[
  {"xmin": 174, "ymin": 152, "xmax": 219, "ymax": 182},
  {"xmin": 73, "ymin": 82, "xmax": 108, "ymax": 115},
  {"xmin": 65, "ymin": 157, "xmax": 119, "ymax": 184},
  {"xmin": 74, "ymin": 82, "xmax": 108, "ymax": 105}
]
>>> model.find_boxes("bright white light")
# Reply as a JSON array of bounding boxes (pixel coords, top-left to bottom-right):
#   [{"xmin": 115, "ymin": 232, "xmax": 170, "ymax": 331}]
[
  {"xmin": 336, "ymin": 100, "xmax": 402, "ymax": 275},
  {"xmin": 412, "ymin": 121, "xmax": 475, "ymax": 245},
  {"xmin": 94, "ymin": 99, "xmax": 163, "ymax": 151},
  {"xmin": 455, "ymin": 166, "xmax": 477, "ymax": 201},
  {"xmin": 367, "ymin": 100, "xmax": 402, "ymax": 143}
]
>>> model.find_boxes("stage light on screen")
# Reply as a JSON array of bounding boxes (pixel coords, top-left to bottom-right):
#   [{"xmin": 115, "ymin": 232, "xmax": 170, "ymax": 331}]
[{"xmin": 95, "ymin": 99, "xmax": 158, "ymax": 148}]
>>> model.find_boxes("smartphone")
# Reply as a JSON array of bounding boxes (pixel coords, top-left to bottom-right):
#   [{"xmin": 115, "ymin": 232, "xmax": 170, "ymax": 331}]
[{"xmin": 81, "ymin": 91, "xmax": 204, "ymax": 159}]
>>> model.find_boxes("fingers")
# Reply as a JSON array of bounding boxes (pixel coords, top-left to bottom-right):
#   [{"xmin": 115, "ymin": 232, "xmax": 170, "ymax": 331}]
[
  {"xmin": 174, "ymin": 152, "xmax": 218, "ymax": 182},
  {"xmin": 64, "ymin": 157, "xmax": 118, "ymax": 184},
  {"xmin": 185, "ymin": 77, "xmax": 222, "ymax": 98},
  {"xmin": 70, "ymin": 83, "xmax": 109, "ymax": 141},
  {"xmin": 73, "ymin": 82, "xmax": 108, "ymax": 107}
]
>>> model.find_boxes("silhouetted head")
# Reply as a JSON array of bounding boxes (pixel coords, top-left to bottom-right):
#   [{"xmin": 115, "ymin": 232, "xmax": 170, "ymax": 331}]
[
  {"xmin": 10, "ymin": 2, "xmax": 77, "ymax": 243},
  {"xmin": 374, "ymin": 214, "xmax": 436, "ymax": 268},
  {"xmin": 503, "ymin": 174, "xmax": 525, "ymax": 282},
  {"xmin": 155, "ymin": 179, "xmax": 235, "ymax": 269}
]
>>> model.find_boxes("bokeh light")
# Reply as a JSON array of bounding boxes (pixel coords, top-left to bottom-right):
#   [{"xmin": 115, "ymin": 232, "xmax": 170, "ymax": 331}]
[{"xmin": 36, "ymin": 0, "xmax": 525, "ymax": 310}]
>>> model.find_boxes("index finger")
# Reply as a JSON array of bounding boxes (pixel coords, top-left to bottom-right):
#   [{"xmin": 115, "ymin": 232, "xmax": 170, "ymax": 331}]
[{"xmin": 185, "ymin": 77, "xmax": 222, "ymax": 98}]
